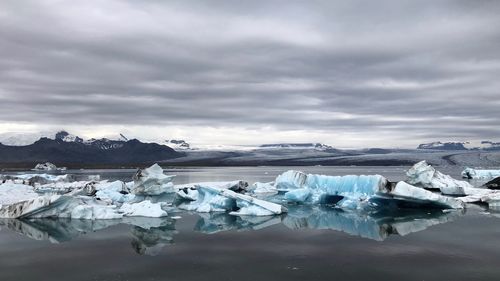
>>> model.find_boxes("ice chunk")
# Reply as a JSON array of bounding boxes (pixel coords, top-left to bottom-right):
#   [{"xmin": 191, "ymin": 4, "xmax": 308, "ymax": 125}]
[
  {"xmin": 175, "ymin": 181, "xmax": 251, "ymax": 202},
  {"xmin": 276, "ymin": 170, "xmax": 388, "ymax": 204},
  {"xmin": 284, "ymin": 188, "xmax": 311, "ymax": 203},
  {"xmin": 176, "ymin": 188, "xmax": 198, "ymax": 201},
  {"xmin": 180, "ymin": 185, "xmax": 287, "ymax": 216},
  {"xmin": 462, "ymin": 168, "xmax": 500, "ymax": 180},
  {"xmin": 251, "ymin": 182, "xmax": 278, "ymax": 195},
  {"xmin": 132, "ymin": 164, "xmax": 175, "ymax": 195},
  {"xmin": 95, "ymin": 180, "xmax": 135, "ymax": 204},
  {"xmin": 406, "ymin": 161, "xmax": 473, "ymax": 195},
  {"xmin": 32, "ymin": 162, "xmax": 58, "ymax": 171},
  {"xmin": 274, "ymin": 169, "xmax": 464, "ymax": 209},
  {"xmin": 0, "ymin": 195, "xmax": 123, "ymax": 220},
  {"xmin": 384, "ymin": 182, "xmax": 465, "ymax": 209},
  {"xmin": 119, "ymin": 201, "xmax": 168, "ymax": 217}
]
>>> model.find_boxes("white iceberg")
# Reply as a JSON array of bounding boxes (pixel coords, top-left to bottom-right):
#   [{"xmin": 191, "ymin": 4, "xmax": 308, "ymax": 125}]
[
  {"xmin": 95, "ymin": 180, "xmax": 135, "ymax": 204},
  {"xmin": 131, "ymin": 164, "xmax": 175, "ymax": 195},
  {"xmin": 0, "ymin": 195, "xmax": 123, "ymax": 220},
  {"xmin": 33, "ymin": 162, "xmax": 59, "ymax": 171},
  {"xmin": 179, "ymin": 185, "xmax": 287, "ymax": 216},
  {"xmin": 175, "ymin": 180, "xmax": 251, "ymax": 201},
  {"xmin": 462, "ymin": 167, "xmax": 500, "ymax": 180},
  {"xmin": 251, "ymin": 182, "xmax": 278, "ymax": 195},
  {"xmin": 119, "ymin": 201, "xmax": 168, "ymax": 217},
  {"xmin": 406, "ymin": 161, "xmax": 474, "ymax": 195}
]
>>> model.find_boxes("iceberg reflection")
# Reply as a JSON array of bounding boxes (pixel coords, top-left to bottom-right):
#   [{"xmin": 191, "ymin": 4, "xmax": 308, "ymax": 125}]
[
  {"xmin": 0, "ymin": 207, "xmax": 465, "ymax": 251},
  {"xmin": 283, "ymin": 206, "xmax": 464, "ymax": 241}
]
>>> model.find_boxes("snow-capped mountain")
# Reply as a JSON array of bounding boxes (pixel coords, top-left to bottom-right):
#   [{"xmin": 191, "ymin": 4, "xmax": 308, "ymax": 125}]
[
  {"xmin": 0, "ymin": 130, "xmax": 183, "ymax": 166},
  {"xmin": 259, "ymin": 143, "xmax": 337, "ymax": 151},
  {"xmin": 417, "ymin": 141, "xmax": 468, "ymax": 150},
  {"xmin": 164, "ymin": 139, "xmax": 191, "ymax": 150},
  {"xmin": 417, "ymin": 140, "xmax": 500, "ymax": 151}
]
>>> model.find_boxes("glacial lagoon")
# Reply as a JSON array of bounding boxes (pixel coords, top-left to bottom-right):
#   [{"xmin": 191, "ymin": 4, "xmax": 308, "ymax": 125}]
[{"xmin": 1, "ymin": 166, "xmax": 500, "ymax": 281}]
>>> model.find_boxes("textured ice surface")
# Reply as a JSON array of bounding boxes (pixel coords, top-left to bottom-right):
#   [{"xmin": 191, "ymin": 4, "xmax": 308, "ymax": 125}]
[
  {"xmin": 274, "ymin": 169, "xmax": 464, "ymax": 209},
  {"xmin": 0, "ymin": 183, "xmax": 39, "ymax": 205},
  {"xmin": 275, "ymin": 170, "xmax": 387, "ymax": 204},
  {"xmin": 180, "ymin": 185, "xmax": 286, "ymax": 216},
  {"xmin": 132, "ymin": 164, "xmax": 175, "ymax": 195},
  {"xmin": 407, "ymin": 161, "xmax": 474, "ymax": 195},
  {"xmin": 95, "ymin": 180, "xmax": 135, "ymax": 204},
  {"xmin": 462, "ymin": 167, "xmax": 500, "ymax": 179},
  {"xmin": 120, "ymin": 201, "xmax": 168, "ymax": 217}
]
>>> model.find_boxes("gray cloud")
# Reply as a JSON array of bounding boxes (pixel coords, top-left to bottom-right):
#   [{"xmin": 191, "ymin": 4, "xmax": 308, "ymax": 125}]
[{"xmin": 0, "ymin": 0, "xmax": 499, "ymax": 147}]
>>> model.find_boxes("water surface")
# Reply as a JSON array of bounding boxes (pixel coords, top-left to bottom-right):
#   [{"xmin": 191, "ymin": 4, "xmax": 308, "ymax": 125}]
[{"xmin": 1, "ymin": 166, "xmax": 499, "ymax": 281}]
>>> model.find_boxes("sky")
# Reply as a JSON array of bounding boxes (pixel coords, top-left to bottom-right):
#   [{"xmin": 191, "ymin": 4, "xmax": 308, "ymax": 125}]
[{"xmin": 0, "ymin": 0, "xmax": 499, "ymax": 148}]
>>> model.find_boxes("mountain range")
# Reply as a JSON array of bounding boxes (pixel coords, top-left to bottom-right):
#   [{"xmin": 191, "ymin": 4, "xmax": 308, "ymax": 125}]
[{"xmin": 1, "ymin": 130, "xmax": 500, "ymax": 168}]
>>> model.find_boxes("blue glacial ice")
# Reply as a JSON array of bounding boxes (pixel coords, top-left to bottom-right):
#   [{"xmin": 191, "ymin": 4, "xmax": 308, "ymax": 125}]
[
  {"xmin": 179, "ymin": 185, "xmax": 287, "ymax": 216},
  {"xmin": 272, "ymin": 169, "xmax": 464, "ymax": 209}
]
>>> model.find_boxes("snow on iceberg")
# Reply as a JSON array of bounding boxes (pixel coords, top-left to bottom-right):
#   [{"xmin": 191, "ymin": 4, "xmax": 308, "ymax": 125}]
[
  {"xmin": 175, "ymin": 180, "xmax": 251, "ymax": 201},
  {"xmin": 119, "ymin": 201, "xmax": 168, "ymax": 217},
  {"xmin": 33, "ymin": 162, "xmax": 62, "ymax": 171},
  {"xmin": 406, "ymin": 161, "xmax": 474, "ymax": 195},
  {"xmin": 131, "ymin": 164, "xmax": 175, "ymax": 195},
  {"xmin": 0, "ymin": 195, "xmax": 122, "ymax": 220},
  {"xmin": 95, "ymin": 180, "xmax": 135, "ymax": 204},
  {"xmin": 179, "ymin": 185, "xmax": 287, "ymax": 216},
  {"xmin": 0, "ymin": 182, "xmax": 39, "ymax": 205},
  {"xmin": 274, "ymin": 170, "xmax": 464, "ymax": 209},
  {"xmin": 462, "ymin": 167, "xmax": 500, "ymax": 180}
]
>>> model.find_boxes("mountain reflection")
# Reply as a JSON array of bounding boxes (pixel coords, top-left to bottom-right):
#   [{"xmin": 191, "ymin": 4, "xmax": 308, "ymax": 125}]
[{"xmin": 0, "ymin": 207, "xmax": 465, "ymax": 255}]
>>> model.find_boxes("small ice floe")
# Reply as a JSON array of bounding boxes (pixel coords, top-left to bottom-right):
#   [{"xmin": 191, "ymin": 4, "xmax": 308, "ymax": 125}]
[
  {"xmin": 32, "ymin": 162, "xmax": 66, "ymax": 171},
  {"xmin": 406, "ymin": 161, "xmax": 477, "ymax": 196},
  {"xmin": 119, "ymin": 200, "xmax": 169, "ymax": 217},
  {"xmin": 462, "ymin": 167, "xmax": 500, "ymax": 180},
  {"xmin": 131, "ymin": 164, "xmax": 175, "ymax": 195}
]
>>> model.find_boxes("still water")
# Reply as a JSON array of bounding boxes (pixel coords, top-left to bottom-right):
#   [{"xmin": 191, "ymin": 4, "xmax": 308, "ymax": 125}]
[{"xmin": 1, "ymin": 166, "xmax": 500, "ymax": 281}]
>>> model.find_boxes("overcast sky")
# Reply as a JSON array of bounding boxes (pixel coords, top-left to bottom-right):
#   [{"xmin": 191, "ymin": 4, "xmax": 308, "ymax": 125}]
[{"xmin": 0, "ymin": 0, "xmax": 499, "ymax": 148}]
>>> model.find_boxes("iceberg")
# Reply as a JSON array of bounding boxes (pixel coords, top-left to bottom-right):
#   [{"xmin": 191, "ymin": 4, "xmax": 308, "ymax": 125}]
[
  {"xmin": 406, "ymin": 161, "xmax": 474, "ymax": 195},
  {"xmin": 0, "ymin": 195, "xmax": 122, "ymax": 219},
  {"xmin": 274, "ymin": 169, "xmax": 464, "ymax": 209},
  {"xmin": 462, "ymin": 168, "xmax": 500, "ymax": 180},
  {"xmin": 131, "ymin": 164, "xmax": 175, "ymax": 195},
  {"xmin": 32, "ymin": 162, "xmax": 62, "ymax": 171},
  {"xmin": 179, "ymin": 185, "xmax": 287, "ymax": 216},
  {"xmin": 251, "ymin": 181, "xmax": 278, "ymax": 195},
  {"xmin": 95, "ymin": 180, "xmax": 135, "ymax": 204},
  {"xmin": 175, "ymin": 180, "xmax": 251, "ymax": 202},
  {"xmin": 119, "ymin": 201, "xmax": 168, "ymax": 217}
]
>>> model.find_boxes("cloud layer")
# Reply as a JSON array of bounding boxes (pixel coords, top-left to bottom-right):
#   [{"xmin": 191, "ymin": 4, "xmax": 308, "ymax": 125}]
[{"xmin": 1, "ymin": 0, "xmax": 499, "ymax": 147}]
